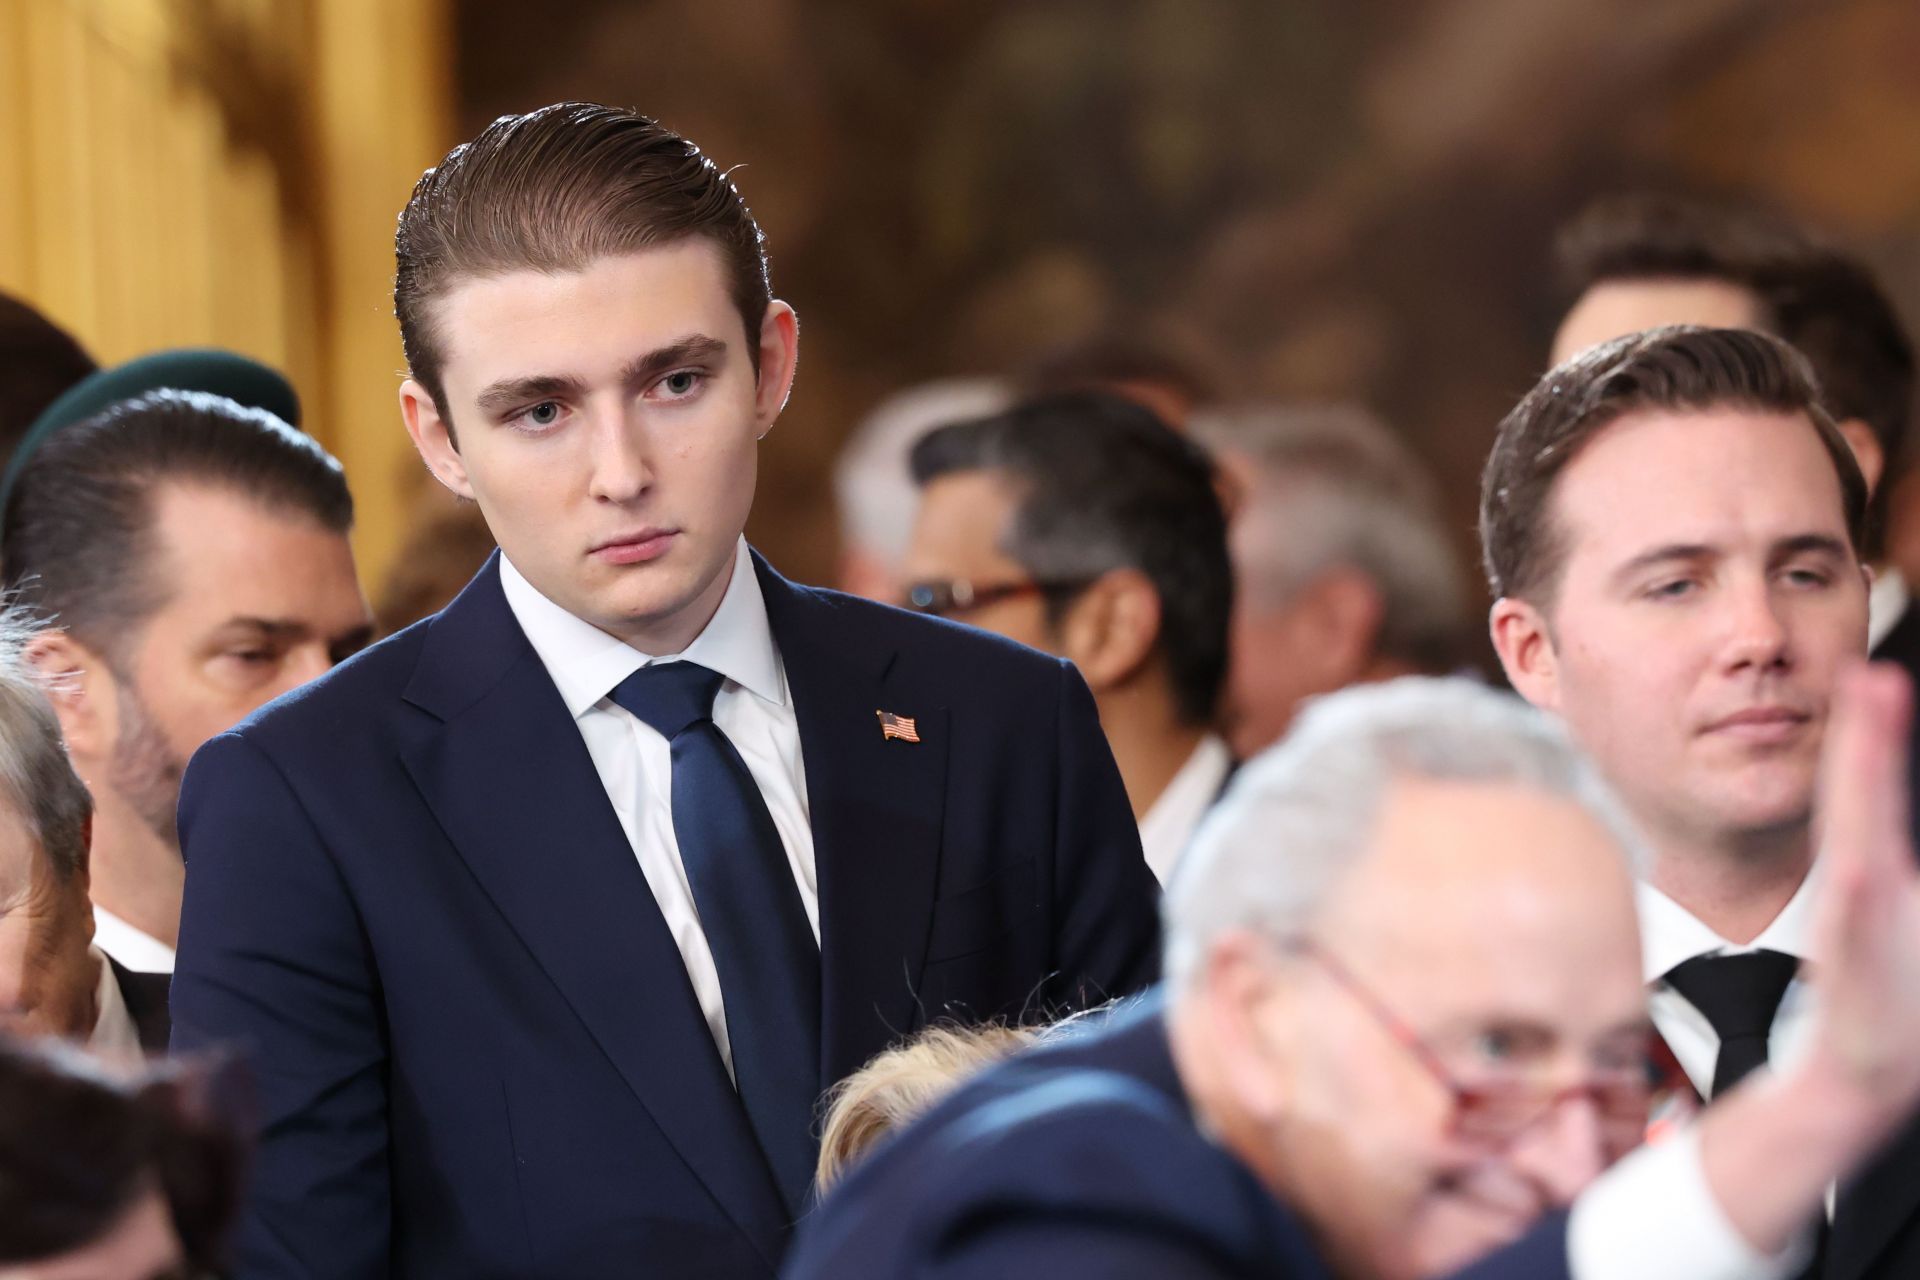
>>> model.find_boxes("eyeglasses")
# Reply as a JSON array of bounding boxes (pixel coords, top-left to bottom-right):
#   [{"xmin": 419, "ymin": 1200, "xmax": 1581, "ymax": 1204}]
[
  {"xmin": 902, "ymin": 576, "xmax": 1093, "ymax": 618},
  {"xmin": 1293, "ymin": 939, "xmax": 1651, "ymax": 1156}
]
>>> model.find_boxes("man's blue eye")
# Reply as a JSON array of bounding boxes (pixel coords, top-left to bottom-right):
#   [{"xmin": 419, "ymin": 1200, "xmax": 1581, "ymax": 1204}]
[
  {"xmin": 663, "ymin": 371, "xmax": 699, "ymax": 395},
  {"xmin": 527, "ymin": 401, "xmax": 560, "ymax": 425}
]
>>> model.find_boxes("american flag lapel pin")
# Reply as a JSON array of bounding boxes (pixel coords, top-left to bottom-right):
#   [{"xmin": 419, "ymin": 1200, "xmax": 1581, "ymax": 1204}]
[{"xmin": 876, "ymin": 709, "xmax": 921, "ymax": 743}]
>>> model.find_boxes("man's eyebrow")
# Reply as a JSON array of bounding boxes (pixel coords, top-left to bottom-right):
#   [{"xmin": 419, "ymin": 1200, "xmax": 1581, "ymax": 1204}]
[
  {"xmin": 1771, "ymin": 532, "xmax": 1851, "ymax": 562},
  {"xmin": 619, "ymin": 335, "xmax": 729, "ymax": 388},
  {"xmin": 1609, "ymin": 543, "xmax": 1716, "ymax": 587},
  {"xmin": 215, "ymin": 618, "xmax": 311, "ymax": 641},
  {"xmin": 471, "ymin": 336, "xmax": 729, "ymax": 417},
  {"xmin": 474, "ymin": 373, "xmax": 589, "ymax": 416}
]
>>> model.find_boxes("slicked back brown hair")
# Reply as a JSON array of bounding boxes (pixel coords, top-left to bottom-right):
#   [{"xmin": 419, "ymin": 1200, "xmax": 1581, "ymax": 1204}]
[
  {"xmin": 394, "ymin": 102, "xmax": 771, "ymax": 423},
  {"xmin": 1555, "ymin": 192, "xmax": 1913, "ymax": 555},
  {"xmin": 1480, "ymin": 326, "xmax": 1868, "ymax": 607}
]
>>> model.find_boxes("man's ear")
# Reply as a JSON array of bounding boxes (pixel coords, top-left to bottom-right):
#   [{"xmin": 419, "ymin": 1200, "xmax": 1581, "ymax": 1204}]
[
  {"xmin": 1200, "ymin": 930, "xmax": 1295, "ymax": 1124},
  {"xmin": 400, "ymin": 380, "xmax": 476, "ymax": 500},
  {"xmin": 1835, "ymin": 417, "xmax": 1886, "ymax": 498},
  {"xmin": 1057, "ymin": 568, "xmax": 1161, "ymax": 695},
  {"xmin": 1489, "ymin": 595, "xmax": 1560, "ymax": 709},
  {"xmin": 752, "ymin": 300, "xmax": 801, "ymax": 439},
  {"xmin": 26, "ymin": 631, "xmax": 113, "ymax": 763},
  {"xmin": 1298, "ymin": 568, "xmax": 1386, "ymax": 688}
]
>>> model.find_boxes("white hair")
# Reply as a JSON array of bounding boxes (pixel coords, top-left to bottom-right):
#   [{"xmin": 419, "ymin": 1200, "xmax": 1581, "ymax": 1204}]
[
  {"xmin": 832, "ymin": 378, "xmax": 1013, "ymax": 568},
  {"xmin": 1197, "ymin": 403, "xmax": 1469, "ymax": 672},
  {"xmin": 0, "ymin": 606, "xmax": 91, "ymax": 881},
  {"xmin": 1163, "ymin": 676, "xmax": 1644, "ymax": 989}
]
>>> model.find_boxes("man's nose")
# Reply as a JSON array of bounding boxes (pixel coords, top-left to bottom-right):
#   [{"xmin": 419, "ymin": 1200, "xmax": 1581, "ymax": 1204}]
[
  {"xmin": 1511, "ymin": 1093, "xmax": 1609, "ymax": 1207},
  {"xmin": 586, "ymin": 406, "xmax": 652, "ymax": 504},
  {"xmin": 1721, "ymin": 580, "xmax": 1792, "ymax": 672}
]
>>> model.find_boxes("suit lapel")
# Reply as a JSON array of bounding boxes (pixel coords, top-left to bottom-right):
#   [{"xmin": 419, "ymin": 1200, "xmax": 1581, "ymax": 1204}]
[
  {"xmin": 398, "ymin": 557, "xmax": 789, "ymax": 1267},
  {"xmin": 755, "ymin": 556, "xmax": 950, "ymax": 1085},
  {"xmin": 1830, "ymin": 1111, "xmax": 1920, "ymax": 1280}
]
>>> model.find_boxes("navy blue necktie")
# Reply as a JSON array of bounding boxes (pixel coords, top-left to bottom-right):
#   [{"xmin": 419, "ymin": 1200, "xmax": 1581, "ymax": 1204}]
[{"xmin": 611, "ymin": 661, "xmax": 822, "ymax": 1215}]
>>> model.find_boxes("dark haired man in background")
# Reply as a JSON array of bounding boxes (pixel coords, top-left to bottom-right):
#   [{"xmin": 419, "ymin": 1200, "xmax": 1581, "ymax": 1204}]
[
  {"xmin": 1551, "ymin": 193, "xmax": 1917, "ymax": 665},
  {"xmin": 2, "ymin": 389, "xmax": 371, "ymax": 1029},
  {"xmin": 172, "ymin": 104, "xmax": 1159, "ymax": 1278},
  {"xmin": 904, "ymin": 391, "xmax": 1234, "ymax": 881}
]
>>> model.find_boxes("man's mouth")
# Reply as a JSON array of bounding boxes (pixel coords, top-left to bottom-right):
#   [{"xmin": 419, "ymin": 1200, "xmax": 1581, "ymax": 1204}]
[{"xmin": 589, "ymin": 529, "xmax": 679, "ymax": 565}]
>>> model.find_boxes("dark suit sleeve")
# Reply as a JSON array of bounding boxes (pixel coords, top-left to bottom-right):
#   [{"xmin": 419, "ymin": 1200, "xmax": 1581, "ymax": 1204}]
[
  {"xmin": 171, "ymin": 731, "xmax": 391, "ymax": 1279},
  {"xmin": 1444, "ymin": 1213, "xmax": 1571, "ymax": 1280},
  {"xmin": 918, "ymin": 1220, "xmax": 1241, "ymax": 1279},
  {"xmin": 1044, "ymin": 659, "xmax": 1163, "ymax": 1008}
]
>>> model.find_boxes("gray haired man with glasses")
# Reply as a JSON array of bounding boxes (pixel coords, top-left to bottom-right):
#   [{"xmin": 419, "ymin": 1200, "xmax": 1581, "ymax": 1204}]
[{"xmin": 788, "ymin": 671, "xmax": 1920, "ymax": 1280}]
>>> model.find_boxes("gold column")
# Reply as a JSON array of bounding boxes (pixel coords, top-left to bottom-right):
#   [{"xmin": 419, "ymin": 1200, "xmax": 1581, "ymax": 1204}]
[{"xmin": 0, "ymin": 0, "xmax": 452, "ymax": 590}]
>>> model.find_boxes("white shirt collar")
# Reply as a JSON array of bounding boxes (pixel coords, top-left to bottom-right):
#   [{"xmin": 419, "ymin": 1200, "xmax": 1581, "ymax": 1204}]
[
  {"xmin": 498, "ymin": 539, "xmax": 785, "ymax": 718},
  {"xmin": 92, "ymin": 904, "xmax": 175, "ymax": 974},
  {"xmin": 1869, "ymin": 567, "xmax": 1910, "ymax": 651},
  {"xmin": 87, "ymin": 948, "xmax": 143, "ymax": 1060},
  {"xmin": 1139, "ymin": 734, "xmax": 1233, "ymax": 884},
  {"xmin": 1638, "ymin": 861, "xmax": 1821, "ymax": 985}
]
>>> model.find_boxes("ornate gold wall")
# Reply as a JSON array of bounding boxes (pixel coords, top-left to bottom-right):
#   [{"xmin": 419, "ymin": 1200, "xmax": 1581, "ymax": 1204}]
[{"xmin": 0, "ymin": 0, "xmax": 450, "ymax": 587}]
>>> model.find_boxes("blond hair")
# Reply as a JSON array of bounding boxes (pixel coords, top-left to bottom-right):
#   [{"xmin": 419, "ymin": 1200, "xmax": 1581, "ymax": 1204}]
[{"xmin": 815, "ymin": 1023, "xmax": 1036, "ymax": 1193}]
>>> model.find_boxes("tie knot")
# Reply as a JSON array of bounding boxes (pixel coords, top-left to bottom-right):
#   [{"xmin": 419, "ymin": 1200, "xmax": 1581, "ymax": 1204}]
[
  {"xmin": 609, "ymin": 661, "xmax": 726, "ymax": 739},
  {"xmin": 1663, "ymin": 949, "xmax": 1799, "ymax": 1041}
]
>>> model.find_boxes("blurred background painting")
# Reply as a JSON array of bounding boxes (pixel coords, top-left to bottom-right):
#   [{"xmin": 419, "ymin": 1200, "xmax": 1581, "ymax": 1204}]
[{"xmin": 5, "ymin": 0, "xmax": 1919, "ymax": 622}]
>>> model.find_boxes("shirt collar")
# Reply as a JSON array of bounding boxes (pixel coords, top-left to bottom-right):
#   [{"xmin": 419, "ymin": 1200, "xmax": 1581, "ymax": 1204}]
[
  {"xmin": 1869, "ymin": 567, "xmax": 1910, "ymax": 651},
  {"xmin": 498, "ymin": 538, "xmax": 785, "ymax": 719},
  {"xmin": 1638, "ymin": 861, "xmax": 1821, "ymax": 985},
  {"xmin": 88, "ymin": 948, "xmax": 142, "ymax": 1060},
  {"xmin": 1139, "ymin": 735, "xmax": 1233, "ymax": 881}
]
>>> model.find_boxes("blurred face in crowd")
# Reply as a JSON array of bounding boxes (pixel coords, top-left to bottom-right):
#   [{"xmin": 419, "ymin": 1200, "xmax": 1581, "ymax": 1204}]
[
  {"xmin": 0, "ymin": 801, "xmax": 96, "ymax": 1040},
  {"xmin": 13, "ymin": 1182, "xmax": 186, "ymax": 1280},
  {"xmin": 1551, "ymin": 278, "xmax": 1764, "ymax": 365},
  {"xmin": 400, "ymin": 242, "xmax": 799, "ymax": 654},
  {"xmin": 1190, "ymin": 777, "xmax": 1646, "ymax": 1280},
  {"xmin": 1492, "ymin": 409, "xmax": 1868, "ymax": 851},
  {"xmin": 42, "ymin": 483, "xmax": 371, "ymax": 850},
  {"xmin": 902, "ymin": 469, "xmax": 1060, "ymax": 654}
]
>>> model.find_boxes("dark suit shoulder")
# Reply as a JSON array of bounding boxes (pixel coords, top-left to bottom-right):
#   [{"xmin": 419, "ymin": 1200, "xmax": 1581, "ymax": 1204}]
[
  {"xmin": 789, "ymin": 1011, "xmax": 1324, "ymax": 1279},
  {"xmin": 767, "ymin": 575, "xmax": 1078, "ymax": 693},
  {"xmin": 216, "ymin": 616, "xmax": 436, "ymax": 755}
]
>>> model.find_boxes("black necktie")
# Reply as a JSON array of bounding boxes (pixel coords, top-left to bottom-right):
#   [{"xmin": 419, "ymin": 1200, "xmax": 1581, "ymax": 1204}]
[
  {"xmin": 1662, "ymin": 949, "xmax": 1799, "ymax": 1099},
  {"xmin": 611, "ymin": 661, "xmax": 821, "ymax": 1215}
]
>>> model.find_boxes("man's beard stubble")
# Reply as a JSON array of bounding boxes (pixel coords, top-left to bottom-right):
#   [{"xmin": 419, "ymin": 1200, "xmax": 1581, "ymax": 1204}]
[{"xmin": 106, "ymin": 675, "xmax": 186, "ymax": 850}]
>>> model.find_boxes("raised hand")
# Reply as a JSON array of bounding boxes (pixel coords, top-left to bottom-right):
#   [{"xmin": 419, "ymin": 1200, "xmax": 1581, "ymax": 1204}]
[{"xmin": 1804, "ymin": 660, "xmax": 1920, "ymax": 1110}]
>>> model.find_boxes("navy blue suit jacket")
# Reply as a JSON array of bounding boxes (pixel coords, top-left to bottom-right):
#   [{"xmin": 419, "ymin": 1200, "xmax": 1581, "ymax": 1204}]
[
  {"xmin": 785, "ymin": 993, "xmax": 1571, "ymax": 1280},
  {"xmin": 170, "ymin": 551, "xmax": 1161, "ymax": 1279}
]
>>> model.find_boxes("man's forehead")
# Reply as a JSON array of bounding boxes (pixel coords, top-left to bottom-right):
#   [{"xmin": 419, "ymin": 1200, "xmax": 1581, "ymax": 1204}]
[
  {"xmin": 433, "ymin": 242, "xmax": 745, "ymax": 387},
  {"xmin": 1553, "ymin": 276, "xmax": 1767, "ymax": 364},
  {"xmin": 1324, "ymin": 777, "xmax": 1632, "ymax": 947},
  {"xmin": 1548, "ymin": 407, "xmax": 1850, "ymax": 558}
]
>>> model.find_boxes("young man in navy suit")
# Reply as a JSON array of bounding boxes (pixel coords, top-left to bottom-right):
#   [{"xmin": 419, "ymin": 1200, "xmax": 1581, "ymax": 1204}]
[{"xmin": 169, "ymin": 102, "xmax": 1161, "ymax": 1279}]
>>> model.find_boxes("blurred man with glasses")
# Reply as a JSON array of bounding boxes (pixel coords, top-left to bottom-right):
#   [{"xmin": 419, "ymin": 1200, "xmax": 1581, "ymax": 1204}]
[
  {"xmin": 789, "ymin": 672, "xmax": 1920, "ymax": 1280},
  {"xmin": 902, "ymin": 391, "xmax": 1234, "ymax": 881}
]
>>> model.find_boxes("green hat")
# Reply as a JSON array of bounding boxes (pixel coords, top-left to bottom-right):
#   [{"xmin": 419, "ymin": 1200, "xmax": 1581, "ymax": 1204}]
[{"xmin": 1, "ymin": 348, "xmax": 302, "ymax": 513}]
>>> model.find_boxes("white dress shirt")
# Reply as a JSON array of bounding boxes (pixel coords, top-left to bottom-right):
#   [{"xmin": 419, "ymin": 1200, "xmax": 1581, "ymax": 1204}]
[
  {"xmin": 499, "ymin": 539, "xmax": 817, "ymax": 1077},
  {"xmin": 1639, "ymin": 869, "xmax": 1819, "ymax": 1099},
  {"xmin": 1570, "ymin": 1128, "xmax": 1802, "ymax": 1280},
  {"xmin": 92, "ymin": 904, "xmax": 175, "ymax": 974},
  {"xmin": 1869, "ymin": 566, "xmax": 1909, "ymax": 651},
  {"xmin": 87, "ymin": 946, "xmax": 142, "ymax": 1061},
  {"xmin": 1137, "ymin": 734, "xmax": 1232, "ymax": 884}
]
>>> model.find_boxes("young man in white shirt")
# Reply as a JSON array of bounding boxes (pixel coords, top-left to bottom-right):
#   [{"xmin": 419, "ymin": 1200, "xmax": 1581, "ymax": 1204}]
[
  {"xmin": 171, "ymin": 102, "xmax": 1161, "ymax": 1279},
  {"xmin": 1485, "ymin": 324, "xmax": 1914, "ymax": 1277}
]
